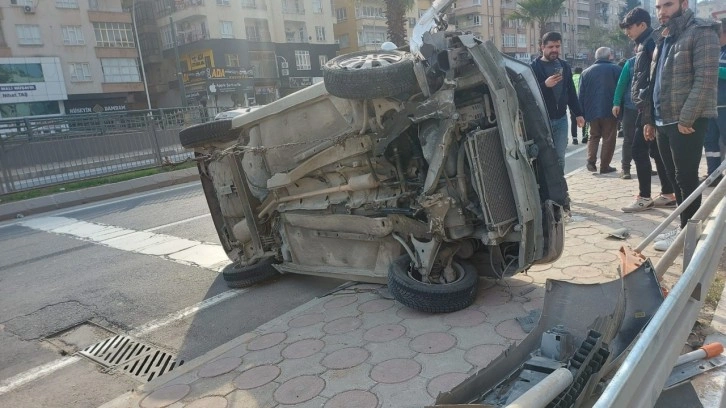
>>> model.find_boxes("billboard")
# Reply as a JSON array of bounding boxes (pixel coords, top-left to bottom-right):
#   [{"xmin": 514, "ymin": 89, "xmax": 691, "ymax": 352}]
[{"xmin": 0, "ymin": 58, "xmax": 68, "ymax": 104}]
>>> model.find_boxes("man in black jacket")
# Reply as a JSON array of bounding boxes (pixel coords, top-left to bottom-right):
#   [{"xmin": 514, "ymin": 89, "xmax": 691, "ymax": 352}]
[
  {"xmin": 531, "ymin": 31, "xmax": 585, "ymax": 170},
  {"xmin": 620, "ymin": 7, "xmax": 676, "ymax": 213}
]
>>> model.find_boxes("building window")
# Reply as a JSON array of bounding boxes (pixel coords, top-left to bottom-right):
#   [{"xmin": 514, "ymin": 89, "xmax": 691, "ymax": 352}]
[
  {"xmin": 69, "ymin": 62, "xmax": 92, "ymax": 81},
  {"xmin": 220, "ymin": 21, "xmax": 234, "ymax": 38},
  {"xmin": 101, "ymin": 58, "xmax": 140, "ymax": 82},
  {"xmin": 216, "ymin": 0, "xmax": 229, "ymax": 5},
  {"xmin": 472, "ymin": 15, "xmax": 481, "ymax": 26},
  {"xmin": 16, "ymin": 25, "xmax": 42, "ymax": 45},
  {"xmin": 319, "ymin": 54, "xmax": 328, "ymax": 67},
  {"xmin": 295, "ymin": 50, "xmax": 311, "ymax": 70},
  {"xmin": 488, "ymin": 16, "xmax": 493, "ymax": 24},
  {"xmin": 335, "ymin": 7, "xmax": 346, "ymax": 22},
  {"xmin": 93, "ymin": 22, "xmax": 135, "ymax": 48},
  {"xmin": 62, "ymin": 26, "xmax": 86, "ymax": 45},
  {"xmin": 408, "ymin": 18, "xmax": 417, "ymax": 28},
  {"xmin": 312, "ymin": 0, "xmax": 322, "ymax": 13},
  {"xmin": 55, "ymin": 0, "xmax": 79, "ymax": 8},
  {"xmin": 336, "ymin": 34, "xmax": 349, "ymax": 49},
  {"xmin": 10, "ymin": 0, "xmax": 33, "ymax": 6},
  {"xmin": 503, "ymin": 34, "xmax": 516, "ymax": 47},
  {"xmin": 0, "ymin": 102, "xmax": 60, "ymax": 119},
  {"xmin": 357, "ymin": 6, "xmax": 383, "ymax": 18},
  {"xmin": 246, "ymin": 25, "xmax": 260, "ymax": 41},
  {"xmin": 241, "ymin": 0, "xmax": 256, "ymax": 7},
  {"xmin": 517, "ymin": 34, "xmax": 527, "ymax": 47},
  {"xmin": 315, "ymin": 26, "xmax": 325, "ymax": 42},
  {"xmin": 226, "ymin": 54, "xmax": 240, "ymax": 67},
  {"xmin": 473, "ymin": 0, "xmax": 481, "ymax": 4},
  {"xmin": 88, "ymin": 0, "xmax": 98, "ymax": 9}
]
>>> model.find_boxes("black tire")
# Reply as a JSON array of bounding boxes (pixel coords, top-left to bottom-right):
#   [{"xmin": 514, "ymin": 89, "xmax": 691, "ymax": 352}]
[
  {"xmin": 179, "ymin": 119, "xmax": 240, "ymax": 148},
  {"xmin": 323, "ymin": 50, "xmax": 417, "ymax": 99},
  {"xmin": 388, "ymin": 254, "xmax": 478, "ymax": 313},
  {"xmin": 222, "ymin": 257, "xmax": 279, "ymax": 288}
]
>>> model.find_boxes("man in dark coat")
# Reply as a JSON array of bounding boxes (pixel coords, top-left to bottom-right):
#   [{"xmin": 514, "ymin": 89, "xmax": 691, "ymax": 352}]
[{"xmin": 579, "ymin": 47, "xmax": 622, "ymax": 174}]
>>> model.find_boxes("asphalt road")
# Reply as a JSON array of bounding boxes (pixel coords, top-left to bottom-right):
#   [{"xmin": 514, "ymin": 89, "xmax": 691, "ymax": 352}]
[
  {"xmin": 0, "ymin": 183, "xmax": 345, "ymax": 408},
  {"xmin": 0, "ymin": 133, "xmax": 600, "ymax": 407}
]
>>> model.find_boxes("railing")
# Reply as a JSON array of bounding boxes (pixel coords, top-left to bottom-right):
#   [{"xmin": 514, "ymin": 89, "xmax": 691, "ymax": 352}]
[
  {"xmin": 593, "ymin": 172, "xmax": 726, "ymax": 406},
  {"xmin": 0, "ymin": 106, "xmax": 224, "ymax": 195}
]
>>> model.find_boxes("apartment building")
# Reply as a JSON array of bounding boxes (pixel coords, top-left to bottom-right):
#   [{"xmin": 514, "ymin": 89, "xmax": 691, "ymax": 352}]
[
  {"xmin": 133, "ymin": 0, "xmax": 338, "ymax": 108},
  {"xmin": 0, "ymin": 0, "xmax": 145, "ymax": 119},
  {"xmin": 332, "ymin": 0, "xmax": 432, "ymax": 55}
]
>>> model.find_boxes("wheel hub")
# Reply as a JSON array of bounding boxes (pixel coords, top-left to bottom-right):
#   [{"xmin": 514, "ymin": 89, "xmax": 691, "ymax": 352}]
[{"xmin": 339, "ymin": 53, "xmax": 403, "ymax": 70}]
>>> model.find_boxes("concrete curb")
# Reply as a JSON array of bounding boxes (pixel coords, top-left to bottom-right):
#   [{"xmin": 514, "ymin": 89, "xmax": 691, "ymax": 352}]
[{"xmin": 0, "ymin": 167, "xmax": 200, "ymax": 221}]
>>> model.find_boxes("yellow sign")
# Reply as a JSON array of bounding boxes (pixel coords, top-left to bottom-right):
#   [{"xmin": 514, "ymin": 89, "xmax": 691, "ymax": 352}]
[{"xmin": 183, "ymin": 49, "xmax": 214, "ymax": 70}]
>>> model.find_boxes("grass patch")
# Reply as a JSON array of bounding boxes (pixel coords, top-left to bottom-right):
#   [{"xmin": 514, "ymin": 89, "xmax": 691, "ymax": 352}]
[
  {"xmin": 0, "ymin": 160, "xmax": 197, "ymax": 204},
  {"xmin": 707, "ymin": 273, "xmax": 726, "ymax": 310}
]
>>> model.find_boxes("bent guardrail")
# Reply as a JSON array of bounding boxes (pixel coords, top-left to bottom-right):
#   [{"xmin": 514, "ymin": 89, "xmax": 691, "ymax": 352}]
[{"xmin": 594, "ymin": 177, "xmax": 726, "ymax": 407}]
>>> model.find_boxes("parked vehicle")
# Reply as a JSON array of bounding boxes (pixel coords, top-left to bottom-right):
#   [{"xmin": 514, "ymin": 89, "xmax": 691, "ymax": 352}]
[{"xmin": 179, "ymin": 0, "xmax": 567, "ymax": 313}]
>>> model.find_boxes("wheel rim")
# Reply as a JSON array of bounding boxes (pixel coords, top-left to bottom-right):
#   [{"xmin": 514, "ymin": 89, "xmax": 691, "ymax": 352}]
[
  {"xmin": 407, "ymin": 262, "xmax": 465, "ymax": 285},
  {"xmin": 338, "ymin": 53, "xmax": 403, "ymax": 70}
]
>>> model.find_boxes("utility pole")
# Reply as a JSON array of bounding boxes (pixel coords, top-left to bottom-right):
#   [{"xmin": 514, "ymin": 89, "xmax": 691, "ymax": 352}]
[
  {"xmin": 170, "ymin": 16, "xmax": 187, "ymax": 107},
  {"xmin": 132, "ymin": 0, "xmax": 152, "ymax": 110}
]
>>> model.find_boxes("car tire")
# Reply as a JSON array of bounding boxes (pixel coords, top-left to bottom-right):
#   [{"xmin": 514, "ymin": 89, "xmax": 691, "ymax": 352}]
[
  {"xmin": 323, "ymin": 50, "xmax": 417, "ymax": 100},
  {"xmin": 387, "ymin": 254, "xmax": 478, "ymax": 313},
  {"xmin": 179, "ymin": 119, "xmax": 239, "ymax": 148},
  {"xmin": 222, "ymin": 257, "xmax": 279, "ymax": 288}
]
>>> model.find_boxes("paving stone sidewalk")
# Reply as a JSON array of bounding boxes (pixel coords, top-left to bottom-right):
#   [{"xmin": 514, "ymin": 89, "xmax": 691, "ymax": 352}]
[{"xmin": 101, "ymin": 161, "xmax": 714, "ymax": 408}]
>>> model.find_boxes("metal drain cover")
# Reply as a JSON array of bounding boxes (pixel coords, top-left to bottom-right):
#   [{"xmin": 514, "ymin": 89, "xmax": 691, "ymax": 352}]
[{"xmin": 79, "ymin": 334, "xmax": 184, "ymax": 382}]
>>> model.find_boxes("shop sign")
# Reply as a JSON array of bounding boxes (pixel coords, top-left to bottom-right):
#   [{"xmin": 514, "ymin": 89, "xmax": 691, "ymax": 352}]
[
  {"xmin": 255, "ymin": 86, "xmax": 276, "ymax": 95},
  {"xmin": 65, "ymin": 100, "xmax": 128, "ymax": 114},
  {"xmin": 289, "ymin": 77, "xmax": 313, "ymax": 88},
  {"xmin": 183, "ymin": 49, "xmax": 214, "ymax": 71}
]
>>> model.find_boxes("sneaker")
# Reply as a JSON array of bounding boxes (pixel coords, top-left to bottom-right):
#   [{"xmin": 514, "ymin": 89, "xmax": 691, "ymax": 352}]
[
  {"xmin": 654, "ymin": 228, "xmax": 681, "ymax": 251},
  {"xmin": 582, "ymin": 136, "xmax": 589, "ymax": 143},
  {"xmin": 620, "ymin": 171, "xmax": 632, "ymax": 179},
  {"xmin": 653, "ymin": 194, "xmax": 677, "ymax": 207},
  {"xmin": 656, "ymin": 227, "xmax": 680, "ymax": 241},
  {"xmin": 572, "ymin": 138, "xmax": 579, "ymax": 145},
  {"xmin": 621, "ymin": 196, "xmax": 654, "ymax": 212},
  {"xmin": 600, "ymin": 166, "xmax": 617, "ymax": 174},
  {"xmin": 587, "ymin": 163, "xmax": 597, "ymax": 172}
]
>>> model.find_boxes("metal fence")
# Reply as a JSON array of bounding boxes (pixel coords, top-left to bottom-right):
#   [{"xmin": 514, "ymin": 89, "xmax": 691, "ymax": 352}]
[{"xmin": 0, "ymin": 106, "xmax": 223, "ymax": 195}]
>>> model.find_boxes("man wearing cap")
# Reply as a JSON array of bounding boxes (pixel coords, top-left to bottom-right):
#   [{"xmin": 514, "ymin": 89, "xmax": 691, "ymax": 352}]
[
  {"xmin": 642, "ymin": 0, "xmax": 719, "ymax": 251},
  {"xmin": 619, "ymin": 7, "xmax": 677, "ymax": 213}
]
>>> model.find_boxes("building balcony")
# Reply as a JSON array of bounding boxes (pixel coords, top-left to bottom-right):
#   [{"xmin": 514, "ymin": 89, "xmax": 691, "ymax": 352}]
[
  {"xmin": 88, "ymin": 10, "xmax": 132, "ymax": 23},
  {"xmin": 282, "ymin": 6, "xmax": 305, "ymax": 15},
  {"xmin": 169, "ymin": 1, "xmax": 207, "ymax": 22},
  {"xmin": 241, "ymin": 0, "xmax": 265, "ymax": 9},
  {"xmin": 177, "ymin": 29, "xmax": 209, "ymax": 46},
  {"xmin": 102, "ymin": 82, "xmax": 145, "ymax": 93}
]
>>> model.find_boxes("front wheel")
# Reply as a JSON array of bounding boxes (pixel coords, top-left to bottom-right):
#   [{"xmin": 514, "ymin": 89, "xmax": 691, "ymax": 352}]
[
  {"xmin": 388, "ymin": 254, "xmax": 478, "ymax": 313},
  {"xmin": 222, "ymin": 257, "xmax": 279, "ymax": 288}
]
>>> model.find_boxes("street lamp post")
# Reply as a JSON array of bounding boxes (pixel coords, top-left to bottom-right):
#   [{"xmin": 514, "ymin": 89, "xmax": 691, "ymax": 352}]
[{"xmin": 131, "ymin": 0, "xmax": 152, "ymax": 110}]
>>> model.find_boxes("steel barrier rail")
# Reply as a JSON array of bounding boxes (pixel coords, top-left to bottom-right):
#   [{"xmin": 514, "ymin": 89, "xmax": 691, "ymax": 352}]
[{"xmin": 593, "ymin": 196, "xmax": 726, "ymax": 407}]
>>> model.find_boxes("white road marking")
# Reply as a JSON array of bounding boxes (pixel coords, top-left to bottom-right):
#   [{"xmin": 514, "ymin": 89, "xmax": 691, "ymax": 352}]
[
  {"xmin": 565, "ymin": 145, "xmax": 588, "ymax": 158},
  {"xmin": 0, "ymin": 289, "xmax": 244, "ymax": 396},
  {"xmin": 144, "ymin": 214, "xmax": 211, "ymax": 232},
  {"xmin": 19, "ymin": 216, "xmax": 229, "ymax": 270}
]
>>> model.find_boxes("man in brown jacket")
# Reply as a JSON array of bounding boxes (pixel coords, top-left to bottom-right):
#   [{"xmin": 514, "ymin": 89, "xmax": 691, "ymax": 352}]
[{"xmin": 643, "ymin": 0, "xmax": 720, "ymax": 251}]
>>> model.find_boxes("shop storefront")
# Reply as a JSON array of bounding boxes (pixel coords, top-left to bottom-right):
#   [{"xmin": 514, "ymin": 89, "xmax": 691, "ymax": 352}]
[{"xmin": 0, "ymin": 57, "xmax": 68, "ymax": 119}]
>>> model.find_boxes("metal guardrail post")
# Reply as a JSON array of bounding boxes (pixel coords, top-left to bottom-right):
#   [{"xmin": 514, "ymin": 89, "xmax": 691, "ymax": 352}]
[
  {"xmin": 593, "ymin": 198, "xmax": 726, "ymax": 407},
  {"xmin": 683, "ymin": 219, "xmax": 702, "ymax": 271},
  {"xmin": 0, "ymin": 137, "xmax": 15, "ymax": 194},
  {"xmin": 147, "ymin": 112, "xmax": 164, "ymax": 165},
  {"xmin": 23, "ymin": 118, "xmax": 33, "ymax": 141}
]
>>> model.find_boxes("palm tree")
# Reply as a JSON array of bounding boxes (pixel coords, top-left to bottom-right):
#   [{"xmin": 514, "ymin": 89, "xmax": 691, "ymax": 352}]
[
  {"xmin": 385, "ymin": 0, "xmax": 416, "ymax": 47},
  {"xmin": 508, "ymin": 0, "xmax": 567, "ymax": 41}
]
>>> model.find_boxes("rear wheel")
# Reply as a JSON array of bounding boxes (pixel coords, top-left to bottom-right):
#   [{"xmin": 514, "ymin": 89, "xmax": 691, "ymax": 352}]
[
  {"xmin": 222, "ymin": 257, "xmax": 279, "ymax": 288},
  {"xmin": 179, "ymin": 120, "xmax": 240, "ymax": 148},
  {"xmin": 388, "ymin": 254, "xmax": 478, "ymax": 313},
  {"xmin": 323, "ymin": 50, "xmax": 417, "ymax": 100}
]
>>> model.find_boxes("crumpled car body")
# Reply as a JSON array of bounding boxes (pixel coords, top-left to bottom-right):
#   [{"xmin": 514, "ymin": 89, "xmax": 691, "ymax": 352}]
[{"xmin": 179, "ymin": 0, "xmax": 567, "ymax": 313}]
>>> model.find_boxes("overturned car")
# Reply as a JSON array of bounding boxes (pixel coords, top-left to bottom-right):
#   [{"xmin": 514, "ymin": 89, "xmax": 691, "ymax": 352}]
[{"xmin": 179, "ymin": 0, "xmax": 568, "ymax": 313}]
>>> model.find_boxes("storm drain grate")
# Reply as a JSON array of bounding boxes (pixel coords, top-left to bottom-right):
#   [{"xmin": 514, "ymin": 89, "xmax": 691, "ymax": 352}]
[{"xmin": 79, "ymin": 334, "xmax": 184, "ymax": 382}]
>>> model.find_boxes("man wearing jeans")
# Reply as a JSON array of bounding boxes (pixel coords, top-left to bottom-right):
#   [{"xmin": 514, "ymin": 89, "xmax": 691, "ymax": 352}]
[
  {"xmin": 643, "ymin": 0, "xmax": 719, "ymax": 251},
  {"xmin": 531, "ymin": 31, "xmax": 584, "ymax": 170}
]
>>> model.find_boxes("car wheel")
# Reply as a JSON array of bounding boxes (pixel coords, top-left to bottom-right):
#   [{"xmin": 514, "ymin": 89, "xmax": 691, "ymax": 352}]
[
  {"xmin": 323, "ymin": 50, "xmax": 417, "ymax": 100},
  {"xmin": 179, "ymin": 119, "xmax": 240, "ymax": 148},
  {"xmin": 388, "ymin": 254, "xmax": 478, "ymax": 313},
  {"xmin": 222, "ymin": 257, "xmax": 279, "ymax": 288}
]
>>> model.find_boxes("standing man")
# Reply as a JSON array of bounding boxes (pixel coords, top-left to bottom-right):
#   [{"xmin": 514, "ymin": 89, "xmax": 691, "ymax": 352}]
[
  {"xmin": 531, "ymin": 32, "xmax": 584, "ymax": 170},
  {"xmin": 702, "ymin": 19, "xmax": 726, "ymax": 185},
  {"xmin": 570, "ymin": 67, "xmax": 589, "ymax": 145},
  {"xmin": 579, "ymin": 47, "xmax": 622, "ymax": 174},
  {"xmin": 612, "ymin": 56, "xmax": 637, "ymax": 179},
  {"xmin": 643, "ymin": 0, "xmax": 720, "ymax": 251},
  {"xmin": 620, "ymin": 7, "xmax": 677, "ymax": 213}
]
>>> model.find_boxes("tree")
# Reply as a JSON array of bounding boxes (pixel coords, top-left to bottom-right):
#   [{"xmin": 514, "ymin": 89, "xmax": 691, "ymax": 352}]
[
  {"xmin": 508, "ymin": 0, "xmax": 567, "ymax": 40},
  {"xmin": 385, "ymin": 0, "xmax": 416, "ymax": 47},
  {"xmin": 618, "ymin": 0, "xmax": 642, "ymax": 22}
]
